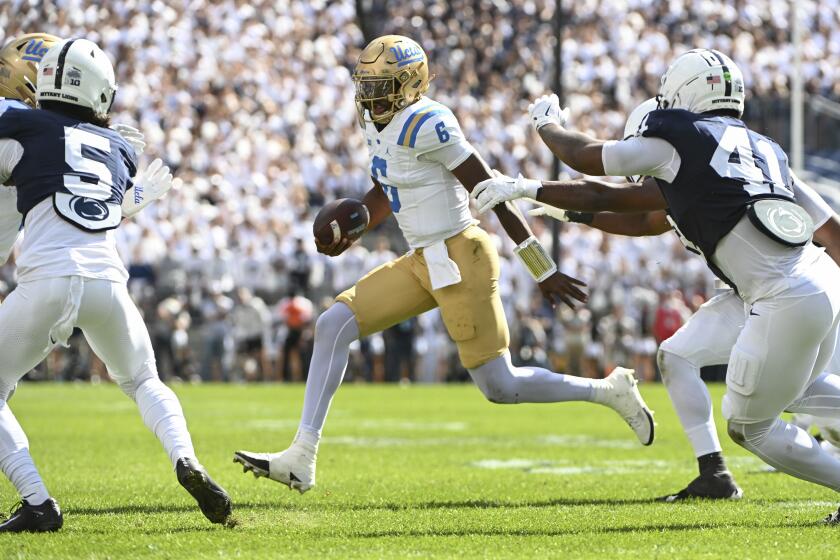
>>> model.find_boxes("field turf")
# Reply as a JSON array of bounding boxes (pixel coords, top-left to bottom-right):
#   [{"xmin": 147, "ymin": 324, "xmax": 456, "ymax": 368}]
[{"xmin": 2, "ymin": 382, "xmax": 839, "ymax": 558}]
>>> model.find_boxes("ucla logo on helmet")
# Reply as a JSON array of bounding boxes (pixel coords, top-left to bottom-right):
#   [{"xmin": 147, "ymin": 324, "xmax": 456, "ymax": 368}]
[
  {"xmin": 390, "ymin": 44, "xmax": 423, "ymax": 67},
  {"xmin": 22, "ymin": 39, "xmax": 49, "ymax": 63}
]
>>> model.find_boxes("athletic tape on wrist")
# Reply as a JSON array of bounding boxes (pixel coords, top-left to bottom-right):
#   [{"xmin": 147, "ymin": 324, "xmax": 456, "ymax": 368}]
[{"xmin": 513, "ymin": 236, "xmax": 557, "ymax": 282}]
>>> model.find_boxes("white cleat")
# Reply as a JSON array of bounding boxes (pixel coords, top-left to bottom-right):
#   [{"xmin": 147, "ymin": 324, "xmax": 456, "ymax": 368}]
[
  {"xmin": 233, "ymin": 442, "xmax": 317, "ymax": 494},
  {"xmin": 594, "ymin": 367, "xmax": 655, "ymax": 446}
]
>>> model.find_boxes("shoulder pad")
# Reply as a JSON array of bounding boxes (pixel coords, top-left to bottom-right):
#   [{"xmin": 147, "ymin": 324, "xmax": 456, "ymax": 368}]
[
  {"xmin": 641, "ymin": 109, "xmax": 699, "ymax": 139},
  {"xmin": 396, "ymin": 101, "xmax": 461, "ymax": 151}
]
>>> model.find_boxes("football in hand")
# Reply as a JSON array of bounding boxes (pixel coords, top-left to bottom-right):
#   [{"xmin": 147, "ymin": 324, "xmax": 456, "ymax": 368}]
[{"xmin": 313, "ymin": 198, "xmax": 370, "ymax": 246}]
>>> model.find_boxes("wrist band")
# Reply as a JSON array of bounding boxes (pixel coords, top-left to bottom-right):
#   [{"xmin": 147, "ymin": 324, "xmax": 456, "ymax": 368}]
[
  {"xmin": 513, "ymin": 236, "xmax": 557, "ymax": 282},
  {"xmin": 566, "ymin": 211, "xmax": 594, "ymax": 225}
]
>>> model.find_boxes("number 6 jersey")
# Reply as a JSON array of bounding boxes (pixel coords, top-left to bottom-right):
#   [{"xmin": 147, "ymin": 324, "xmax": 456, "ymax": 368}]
[
  {"xmin": 0, "ymin": 105, "xmax": 136, "ymax": 283},
  {"xmin": 364, "ymin": 96, "xmax": 477, "ymax": 249}
]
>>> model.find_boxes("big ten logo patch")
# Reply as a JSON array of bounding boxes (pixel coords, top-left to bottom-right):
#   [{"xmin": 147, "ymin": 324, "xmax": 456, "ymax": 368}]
[{"xmin": 66, "ymin": 67, "xmax": 82, "ymax": 87}]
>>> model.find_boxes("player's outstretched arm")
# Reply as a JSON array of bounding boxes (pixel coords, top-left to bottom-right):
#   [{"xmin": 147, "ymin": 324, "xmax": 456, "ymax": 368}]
[
  {"xmin": 530, "ymin": 206, "xmax": 672, "ymax": 237},
  {"xmin": 452, "ymin": 153, "xmax": 587, "ymax": 308},
  {"xmin": 473, "ymin": 174, "xmax": 667, "ymax": 215},
  {"xmin": 315, "ymin": 180, "xmax": 392, "ymax": 257},
  {"xmin": 528, "ymin": 94, "xmax": 607, "ymax": 175}
]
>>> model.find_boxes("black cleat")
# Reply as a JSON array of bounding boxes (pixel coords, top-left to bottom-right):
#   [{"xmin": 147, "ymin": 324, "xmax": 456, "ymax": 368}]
[
  {"xmin": 176, "ymin": 458, "xmax": 232, "ymax": 524},
  {"xmin": 825, "ymin": 506, "xmax": 840, "ymax": 525},
  {"xmin": 0, "ymin": 498, "xmax": 63, "ymax": 533},
  {"xmin": 658, "ymin": 471, "xmax": 743, "ymax": 502}
]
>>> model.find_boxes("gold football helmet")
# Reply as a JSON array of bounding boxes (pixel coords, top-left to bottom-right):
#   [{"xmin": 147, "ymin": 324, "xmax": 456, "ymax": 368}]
[
  {"xmin": 0, "ymin": 32, "xmax": 61, "ymax": 106},
  {"xmin": 352, "ymin": 35, "xmax": 433, "ymax": 126}
]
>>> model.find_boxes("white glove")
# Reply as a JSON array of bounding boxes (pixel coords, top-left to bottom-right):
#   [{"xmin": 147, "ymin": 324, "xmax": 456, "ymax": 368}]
[
  {"xmin": 527, "ymin": 203, "xmax": 571, "ymax": 222},
  {"xmin": 121, "ymin": 158, "xmax": 180, "ymax": 217},
  {"xmin": 472, "ymin": 172, "xmax": 541, "ymax": 214},
  {"xmin": 111, "ymin": 123, "xmax": 146, "ymax": 155},
  {"xmin": 528, "ymin": 93, "xmax": 570, "ymax": 131}
]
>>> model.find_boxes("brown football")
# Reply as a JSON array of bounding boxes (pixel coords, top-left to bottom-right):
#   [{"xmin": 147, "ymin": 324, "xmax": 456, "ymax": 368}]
[{"xmin": 313, "ymin": 198, "xmax": 370, "ymax": 246}]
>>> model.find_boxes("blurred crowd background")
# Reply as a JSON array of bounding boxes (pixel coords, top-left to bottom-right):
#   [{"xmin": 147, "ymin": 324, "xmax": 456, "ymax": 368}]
[{"xmin": 0, "ymin": 0, "xmax": 838, "ymax": 384}]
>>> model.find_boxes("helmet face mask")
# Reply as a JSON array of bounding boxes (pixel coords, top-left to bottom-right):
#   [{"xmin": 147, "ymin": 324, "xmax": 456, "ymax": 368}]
[
  {"xmin": 352, "ymin": 35, "xmax": 433, "ymax": 126},
  {"xmin": 354, "ymin": 75, "xmax": 399, "ymax": 124},
  {"xmin": 0, "ymin": 33, "xmax": 61, "ymax": 107}
]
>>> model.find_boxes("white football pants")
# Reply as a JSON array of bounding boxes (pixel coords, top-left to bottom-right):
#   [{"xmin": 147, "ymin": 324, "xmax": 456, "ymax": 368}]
[
  {"xmin": 657, "ymin": 290, "xmax": 744, "ymax": 457},
  {"xmin": 0, "ymin": 276, "xmax": 158, "ymax": 404},
  {"xmin": 0, "ymin": 276, "xmax": 196, "ymax": 492}
]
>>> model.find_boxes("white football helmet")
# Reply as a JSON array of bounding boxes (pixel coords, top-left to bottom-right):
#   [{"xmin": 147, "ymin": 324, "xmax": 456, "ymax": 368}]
[
  {"xmin": 623, "ymin": 97, "xmax": 659, "ymax": 140},
  {"xmin": 36, "ymin": 39, "xmax": 116, "ymax": 118},
  {"xmin": 622, "ymin": 97, "xmax": 659, "ymax": 183},
  {"xmin": 658, "ymin": 49, "xmax": 744, "ymax": 116}
]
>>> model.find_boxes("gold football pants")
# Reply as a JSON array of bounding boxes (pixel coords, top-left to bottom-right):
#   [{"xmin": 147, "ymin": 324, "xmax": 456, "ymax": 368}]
[{"xmin": 336, "ymin": 225, "xmax": 509, "ymax": 369}]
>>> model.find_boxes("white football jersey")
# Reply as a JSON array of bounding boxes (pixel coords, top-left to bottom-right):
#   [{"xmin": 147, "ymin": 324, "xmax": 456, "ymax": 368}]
[{"xmin": 364, "ymin": 97, "xmax": 476, "ymax": 249}]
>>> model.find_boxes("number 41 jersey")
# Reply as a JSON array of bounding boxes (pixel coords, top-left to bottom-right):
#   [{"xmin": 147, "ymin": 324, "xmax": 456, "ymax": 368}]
[
  {"xmin": 364, "ymin": 97, "xmax": 477, "ymax": 249},
  {"xmin": 0, "ymin": 106, "xmax": 137, "ymax": 283}
]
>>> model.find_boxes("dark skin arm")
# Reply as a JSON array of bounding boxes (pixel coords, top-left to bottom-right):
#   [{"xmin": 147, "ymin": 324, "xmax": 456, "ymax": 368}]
[
  {"xmin": 451, "ymin": 154, "xmax": 587, "ymax": 308},
  {"xmin": 581, "ymin": 210, "xmax": 672, "ymax": 237},
  {"xmin": 536, "ymin": 123, "xmax": 608, "ymax": 176},
  {"xmin": 315, "ymin": 179, "xmax": 393, "ymax": 256},
  {"xmin": 535, "ymin": 177, "xmax": 667, "ymax": 213}
]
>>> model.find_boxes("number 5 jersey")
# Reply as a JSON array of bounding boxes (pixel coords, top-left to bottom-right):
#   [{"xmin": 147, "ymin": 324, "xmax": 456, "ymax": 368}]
[{"xmin": 0, "ymin": 103, "xmax": 136, "ymax": 283}]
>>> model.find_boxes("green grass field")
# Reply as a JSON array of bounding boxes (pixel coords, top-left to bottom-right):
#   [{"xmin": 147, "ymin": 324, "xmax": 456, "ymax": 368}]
[{"xmin": 1, "ymin": 382, "xmax": 839, "ymax": 558}]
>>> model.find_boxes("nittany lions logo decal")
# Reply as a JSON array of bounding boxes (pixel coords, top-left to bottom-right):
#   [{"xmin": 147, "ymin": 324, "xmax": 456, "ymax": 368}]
[
  {"xmin": 767, "ymin": 205, "xmax": 807, "ymax": 237},
  {"xmin": 70, "ymin": 197, "xmax": 110, "ymax": 222},
  {"xmin": 390, "ymin": 44, "xmax": 423, "ymax": 67},
  {"xmin": 21, "ymin": 39, "xmax": 49, "ymax": 63}
]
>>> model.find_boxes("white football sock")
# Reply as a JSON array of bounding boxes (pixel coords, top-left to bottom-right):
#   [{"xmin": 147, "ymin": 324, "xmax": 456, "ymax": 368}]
[
  {"xmin": 468, "ymin": 353, "xmax": 596, "ymax": 404},
  {"xmin": 298, "ymin": 303, "xmax": 359, "ymax": 442},
  {"xmin": 730, "ymin": 417, "xmax": 840, "ymax": 491},
  {"xmin": 0, "ymin": 404, "xmax": 49, "ymax": 505},
  {"xmin": 134, "ymin": 378, "xmax": 197, "ymax": 468},
  {"xmin": 658, "ymin": 349, "xmax": 721, "ymax": 457}
]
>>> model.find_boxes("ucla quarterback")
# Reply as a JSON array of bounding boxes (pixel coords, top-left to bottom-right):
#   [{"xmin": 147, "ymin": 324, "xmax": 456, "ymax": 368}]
[
  {"xmin": 474, "ymin": 49, "xmax": 840, "ymax": 523},
  {"xmin": 234, "ymin": 35, "xmax": 655, "ymax": 493},
  {"xmin": 528, "ymin": 97, "xmax": 840, "ymax": 502},
  {"xmin": 0, "ymin": 39, "xmax": 231, "ymax": 532}
]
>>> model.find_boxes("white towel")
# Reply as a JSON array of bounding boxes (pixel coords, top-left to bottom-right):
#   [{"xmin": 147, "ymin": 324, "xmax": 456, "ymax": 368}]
[{"xmin": 424, "ymin": 240, "xmax": 462, "ymax": 290}]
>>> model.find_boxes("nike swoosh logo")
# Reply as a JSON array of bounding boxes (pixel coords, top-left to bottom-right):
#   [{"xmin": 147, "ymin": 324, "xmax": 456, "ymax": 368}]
[
  {"xmin": 289, "ymin": 472, "xmax": 301, "ymax": 482},
  {"xmin": 749, "ymin": 310, "xmax": 759, "ymax": 316}
]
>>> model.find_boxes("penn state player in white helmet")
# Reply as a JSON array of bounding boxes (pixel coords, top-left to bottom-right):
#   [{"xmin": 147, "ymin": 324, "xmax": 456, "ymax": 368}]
[
  {"xmin": 529, "ymin": 97, "xmax": 840, "ymax": 502},
  {"xmin": 474, "ymin": 49, "xmax": 840, "ymax": 523},
  {"xmin": 0, "ymin": 33, "xmax": 150, "ymax": 266},
  {"xmin": 0, "ymin": 39, "xmax": 231, "ymax": 532}
]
